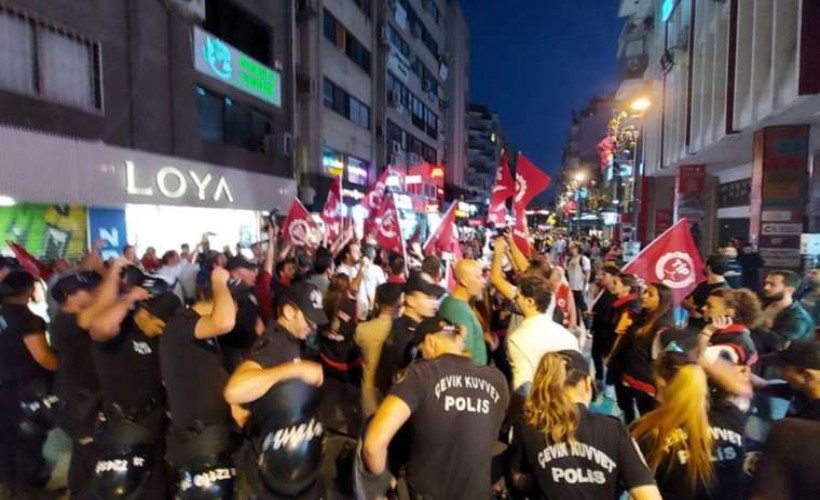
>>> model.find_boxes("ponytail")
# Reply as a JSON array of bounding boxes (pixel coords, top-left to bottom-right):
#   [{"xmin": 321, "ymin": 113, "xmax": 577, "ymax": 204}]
[
  {"xmin": 524, "ymin": 352, "xmax": 581, "ymax": 444},
  {"xmin": 630, "ymin": 353, "xmax": 714, "ymax": 491}
]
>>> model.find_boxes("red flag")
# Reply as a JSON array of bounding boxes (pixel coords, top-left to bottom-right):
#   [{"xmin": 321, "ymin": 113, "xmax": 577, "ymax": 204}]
[
  {"xmin": 423, "ymin": 203, "xmax": 461, "ymax": 259},
  {"xmin": 372, "ymin": 193, "xmax": 403, "ymax": 254},
  {"xmin": 282, "ymin": 199, "xmax": 319, "ymax": 248},
  {"xmin": 488, "ymin": 151, "xmax": 514, "ymax": 226},
  {"xmin": 362, "ymin": 167, "xmax": 393, "ymax": 213},
  {"xmin": 445, "ymin": 261, "xmax": 457, "ymax": 292},
  {"xmin": 511, "ymin": 210, "xmax": 532, "ymax": 257},
  {"xmin": 6, "ymin": 241, "xmax": 52, "ymax": 281},
  {"xmin": 513, "ymin": 153, "xmax": 552, "ymax": 213},
  {"xmin": 321, "ymin": 176, "xmax": 343, "ymax": 243},
  {"xmin": 622, "ymin": 219, "xmax": 705, "ymax": 305}
]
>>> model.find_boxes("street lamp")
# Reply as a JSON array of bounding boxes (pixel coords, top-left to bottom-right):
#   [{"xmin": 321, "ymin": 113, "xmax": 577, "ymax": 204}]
[
  {"xmin": 574, "ymin": 171, "xmax": 587, "ymax": 183},
  {"xmin": 630, "ymin": 97, "xmax": 652, "ymax": 112}
]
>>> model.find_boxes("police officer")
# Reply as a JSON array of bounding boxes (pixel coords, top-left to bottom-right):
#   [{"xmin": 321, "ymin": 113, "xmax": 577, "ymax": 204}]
[
  {"xmin": 373, "ymin": 272, "xmax": 444, "ymax": 399},
  {"xmin": 224, "ymin": 281, "xmax": 329, "ymax": 499},
  {"xmin": 362, "ymin": 316, "xmax": 510, "ymax": 499},
  {"xmin": 160, "ymin": 266, "xmax": 238, "ymax": 499},
  {"xmin": 89, "ymin": 272, "xmax": 181, "ymax": 500},
  {"xmin": 51, "ymin": 262, "xmax": 124, "ymax": 500},
  {"xmin": 0, "ymin": 271, "xmax": 59, "ymax": 496},
  {"xmin": 219, "ymin": 255, "xmax": 265, "ymax": 373}
]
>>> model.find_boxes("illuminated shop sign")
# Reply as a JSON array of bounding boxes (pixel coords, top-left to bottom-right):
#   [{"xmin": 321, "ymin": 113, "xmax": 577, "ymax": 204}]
[
  {"xmin": 124, "ymin": 161, "xmax": 234, "ymax": 203},
  {"xmin": 193, "ymin": 27, "xmax": 282, "ymax": 107}
]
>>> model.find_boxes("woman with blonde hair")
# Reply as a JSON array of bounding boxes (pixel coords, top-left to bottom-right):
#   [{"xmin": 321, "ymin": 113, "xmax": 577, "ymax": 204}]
[
  {"xmin": 631, "ymin": 351, "xmax": 748, "ymax": 499},
  {"xmin": 508, "ymin": 350, "xmax": 661, "ymax": 499}
]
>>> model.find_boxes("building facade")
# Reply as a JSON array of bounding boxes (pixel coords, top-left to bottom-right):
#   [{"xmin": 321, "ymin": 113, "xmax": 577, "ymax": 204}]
[
  {"xmin": 467, "ymin": 103, "xmax": 504, "ymax": 198},
  {"xmin": 0, "ymin": 0, "xmax": 296, "ymax": 258},
  {"xmin": 294, "ymin": 0, "xmax": 470, "ymax": 215},
  {"xmin": 619, "ymin": 0, "xmax": 820, "ymax": 270}
]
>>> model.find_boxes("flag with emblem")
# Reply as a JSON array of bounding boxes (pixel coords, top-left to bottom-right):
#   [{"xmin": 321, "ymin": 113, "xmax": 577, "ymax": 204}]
[
  {"xmin": 372, "ymin": 192, "xmax": 404, "ymax": 256},
  {"xmin": 622, "ymin": 219, "xmax": 705, "ymax": 305},
  {"xmin": 511, "ymin": 209, "xmax": 533, "ymax": 257},
  {"xmin": 512, "ymin": 153, "xmax": 552, "ymax": 215},
  {"xmin": 488, "ymin": 150, "xmax": 514, "ymax": 226},
  {"xmin": 282, "ymin": 198, "xmax": 319, "ymax": 248},
  {"xmin": 423, "ymin": 202, "xmax": 462, "ymax": 260},
  {"xmin": 321, "ymin": 176, "xmax": 343, "ymax": 243},
  {"xmin": 362, "ymin": 166, "xmax": 394, "ymax": 213}
]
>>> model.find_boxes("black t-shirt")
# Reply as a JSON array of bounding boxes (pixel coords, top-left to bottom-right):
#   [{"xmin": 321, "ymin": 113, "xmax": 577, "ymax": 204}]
[
  {"xmin": 246, "ymin": 323, "xmax": 323, "ymax": 497},
  {"xmin": 0, "ymin": 303, "xmax": 49, "ymax": 381},
  {"xmin": 389, "ymin": 354, "xmax": 510, "ymax": 500},
  {"xmin": 511, "ymin": 404, "xmax": 656, "ymax": 499},
  {"xmin": 319, "ymin": 297, "xmax": 360, "ymax": 368},
  {"xmin": 218, "ymin": 291, "xmax": 259, "ymax": 351},
  {"xmin": 591, "ymin": 290, "xmax": 616, "ymax": 342},
  {"xmin": 374, "ymin": 315, "xmax": 419, "ymax": 396},
  {"xmin": 160, "ymin": 309, "xmax": 230, "ymax": 429},
  {"xmin": 750, "ymin": 418, "xmax": 820, "ymax": 500},
  {"xmin": 93, "ymin": 312, "xmax": 163, "ymax": 411},
  {"xmin": 51, "ymin": 311, "xmax": 102, "ymax": 438},
  {"xmin": 638, "ymin": 402, "xmax": 747, "ymax": 500}
]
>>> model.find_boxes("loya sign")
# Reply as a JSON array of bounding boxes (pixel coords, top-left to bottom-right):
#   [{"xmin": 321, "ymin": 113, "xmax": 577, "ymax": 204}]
[{"xmin": 124, "ymin": 161, "xmax": 234, "ymax": 203}]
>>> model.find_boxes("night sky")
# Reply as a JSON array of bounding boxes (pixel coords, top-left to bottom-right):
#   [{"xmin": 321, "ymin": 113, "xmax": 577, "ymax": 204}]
[{"xmin": 463, "ymin": 0, "xmax": 623, "ymax": 203}]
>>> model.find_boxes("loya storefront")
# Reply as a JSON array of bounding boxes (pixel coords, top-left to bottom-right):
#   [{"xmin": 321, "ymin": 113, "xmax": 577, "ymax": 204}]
[{"xmin": 0, "ymin": 126, "xmax": 296, "ymax": 260}]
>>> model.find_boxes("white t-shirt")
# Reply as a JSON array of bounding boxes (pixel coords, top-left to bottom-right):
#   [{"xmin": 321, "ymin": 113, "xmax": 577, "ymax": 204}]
[
  {"xmin": 567, "ymin": 255, "xmax": 591, "ymax": 291},
  {"xmin": 337, "ymin": 263, "xmax": 371, "ymax": 320},
  {"xmin": 506, "ymin": 313, "xmax": 580, "ymax": 394}
]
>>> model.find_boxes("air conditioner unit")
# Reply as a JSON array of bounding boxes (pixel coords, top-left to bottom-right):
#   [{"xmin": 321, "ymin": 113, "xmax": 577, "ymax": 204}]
[
  {"xmin": 297, "ymin": 75, "xmax": 318, "ymax": 97},
  {"xmin": 162, "ymin": 0, "xmax": 206, "ymax": 23},
  {"xmin": 263, "ymin": 132, "xmax": 294, "ymax": 157},
  {"xmin": 392, "ymin": 141, "xmax": 402, "ymax": 154},
  {"xmin": 296, "ymin": 0, "xmax": 319, "ymax": 23},
  {"xmin": 379, "ymin": 23, "xmax": 390, "ymax": 46}
]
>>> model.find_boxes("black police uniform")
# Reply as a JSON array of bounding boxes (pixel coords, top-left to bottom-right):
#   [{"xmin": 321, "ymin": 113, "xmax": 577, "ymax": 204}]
[
  {"xmin": 388, "ymin": 353, "xmax": 510, "ymax": 500},
  {"xmin": 510, "ymin": 404, "xmax": 656, "ymax": 498},
  {"xmin": 92, "ymin": 312, "xmax": 169, "ymax": 499},
  {"xmin": 160, "ymin": 309, "xmax": 236, "ymax": 498},
  {"xmin": 218, "ymin": 289, "xmax": 260, "ymax": 373},
  {"xmin": 51, "ymin": 310, "xmax": 103, "ymax": 500},
  {"xmin": 373, "ymin": 315, "xmax": 419, "ymax": 398},
  {"xmin": 0, "ymin": 303, "xmax": 53, "ymax": 489},
  {"xmin": 237, "ymin": 323, "xmax": 325, "ymax": 499}
]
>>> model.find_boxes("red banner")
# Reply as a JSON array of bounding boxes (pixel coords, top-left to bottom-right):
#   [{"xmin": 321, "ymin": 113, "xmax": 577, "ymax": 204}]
[
  {"xmin": 622, "ymin": 219, "xmax": 705, "ymax": 305},
  {"xmin": 513, "ymin": 153, "xmax": 552, "ymax": 214},
  {"xmin": 488, "ymin": 151, "xmax": 514, "ymax": 226},
  {"xmin": 372, "ymin": 193, "xmax": 404, "ymax": 255},
  {"xmin": 320, "ymin": 176, "xmax": 343, "ymax": 243},
  {"xmin": 282, "ymin": 198, "xmax": 319, "ymax": 248},
  {"xmin": 362, "ymin": 167, "xmax": 394, "ymax": 213},
  {"xmin": 424, "ymin": 203, "xmax": 462, "ymax": 259},
  {"xmin": 512, "ymin": 209, "xmax": 532, "ymax": 257},
  {"xmin": 7, "ymin": 241, "xmax": 52, "ymax": 281}
]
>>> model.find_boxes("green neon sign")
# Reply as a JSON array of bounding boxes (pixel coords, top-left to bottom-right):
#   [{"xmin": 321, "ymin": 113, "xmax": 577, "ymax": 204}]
[{"xmin": 194, "ymin": 27, "xmax": 281, "ymax": 107}]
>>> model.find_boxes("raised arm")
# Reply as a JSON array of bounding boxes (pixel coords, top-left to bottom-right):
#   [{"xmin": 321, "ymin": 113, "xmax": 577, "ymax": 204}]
[
  {"xmin": 506, "ymin": 233, "xmax": 531, "ymax": 272},
  {"xmin": 223, "ymin": 358, "xmax": 323, "ymax": 404},
  {"xmin": 89, "ymin": 287, "xmax": 151, "ymax": 342},
  {"xmin": 194, "ymin": 267, "xmax": 237, "ymax": 339},
  {"xmin": 490, "ymin": 237, "xmax": 516, "ymax": 301},
  {"xmin": 78, "ymin": 259, "xmax": 127, "ymax": 330}
]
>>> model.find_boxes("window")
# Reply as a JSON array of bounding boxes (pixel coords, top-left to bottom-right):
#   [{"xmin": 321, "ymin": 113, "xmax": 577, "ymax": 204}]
[
  {"xmin": 389, "ymin": 71, "xmax": 438, "ymax": 137},
  {"xmin": 204, "ymin": 0, "xmax": 271, "ymax": 63},
  {"xmin": 351, "ymin": 0, "xmax": 371, "ymax": 19},
  {"xmin": 411, "ymin": 96, "xmax": 425, "ymax": 130},
  {"xmin": 397, "ymin": 0, "xmax": 438, "ymax": 59},
  {"xmin": 323, "ymin": 9, "xmax": 370, "ymax": 73},
  {"xmin": 0, "ymin": 7, "xmax": 102, "ymax": 110},
  {"xmin": 386, "ymin": 23, "xmax": 410, "ymax": 58},
  {"xmin": 196, "ymin": 86, "xmax": 271, "ymax": 152},
  {"xmin": 323, "ymin": 78, "xmax": 370, "ymax": 130},
  {"xmin": 424, "ymin": 108, "xmax": 438, "ymax": 139},
  {"xmin": 347, "ymin": 156, "xmax": 369, "ymax": 185}
]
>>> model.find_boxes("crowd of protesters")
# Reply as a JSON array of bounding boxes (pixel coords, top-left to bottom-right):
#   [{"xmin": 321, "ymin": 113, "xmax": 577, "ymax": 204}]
[{"xmin": 1, "ymin": 219, "xmax": 819, "ymax": 500}]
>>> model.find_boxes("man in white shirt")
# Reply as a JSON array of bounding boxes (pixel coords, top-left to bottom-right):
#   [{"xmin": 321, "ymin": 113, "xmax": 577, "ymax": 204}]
[
  {"xmin": 507, "ymin": 275, "xmax": 579, "ymax": 396},
  {"xmin": 567, "ymin": 244, "xmax": 591, "ymax": 327},
  {"xmin": 361, "ymin": 246, "xmax": 387, "ymax": 319},
  {"xmin": 336, "ymin": 242, "xmax": 371, "ymax": 319}
]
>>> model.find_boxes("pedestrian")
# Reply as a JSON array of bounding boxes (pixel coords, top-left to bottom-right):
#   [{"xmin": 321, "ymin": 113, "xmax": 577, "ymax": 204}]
[
  {"xmin": 590, "ymin": 264, "xmax": 621, "ymax": 392},
  {"xmin": 737, "ymin": 242, "xmax": 764, "ymax": 291},
  {"xmin": 224, "ymin": 281, "xmax": 328, "ymax": 499},
  {"xmin": 362, "ymin": 316, "xmax": 509, "ymax": 499},
  {"xmin": 631, "ymin": 351, "xmax": 749, "ymax": 500},
  {"xmin": 720, "ymin": 246, "xmax": 744, "ymax": 289},
  {"xmin": 159, "ymin": 266, "xmax": 239, "ymax": 498},
  {"xmin": 88, "ymin": 285, "xmax": 181, "ymax": 499},
  {"xmin": 361, "ymin": 245, "xmax": 387, "ymax": 318},
  {"xmin": 219, "ymin": 254, "xmax": 264, "ymax": 372},
  {"xmin": 306, "ymin": 248, "xmax": 334, "ymax": 296},
  {"xmin": 0, "ymin": 271, "xmax": 59, "ymax": 497},
  {"xmin": 548, "ymin": 266, "xmax": 577, "ymax": 331},
  {"xmin": 356, "ymin": 283, "xmax": 402, "ymax": 416},
  {"xmin": 508, "ymin": 351, "xmax": 661, "ymax": 500},
  {"xmin": 603, "ymin": 273, "xmax": 641, "ymax": 400},
  {"xmin": 440, "ymin": 259, "xmax": 489, "ymax": 365},
  {"xmin": 760, "ymin": 270, "xmax": 815, "ymax": 347},
  {"xmin": 140, "ymin": 247, "xmax": 161, "ymax": 273},
  {"xmin": 386, "ymin": 251, "xmax": 407, "ymax": 284},
  {"xmin": 796, "ymin": 267, "xmax": 820, "ymax": 330},
  {"xmin": 683, "ymin": 255, "xmax": 729, "ymax": 330},
  {"xmin": 506, "ymin": 274, "xmax": 579, "ymax": 397},
  {"xmin": 567, "ymin": 243, "xmax": 592, "ymax": 328},
  {"xmin": 319, "ymin": 273, "xmax": 362, "ymax": 384}
]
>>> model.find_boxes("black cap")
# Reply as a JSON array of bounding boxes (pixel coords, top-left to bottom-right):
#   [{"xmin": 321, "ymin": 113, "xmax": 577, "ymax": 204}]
[
  {"xmin": 226, "ymin": 255, "xmax": 258, "ymax": 272},
  {"xmin": 139, "ymin": 292, "xmax": 181, "ymax": 322},
  {"xmin": 404, "ymin": 271, "xmax": 445, "ymax": 298},
  {"xmin": 280, "ymin": 281, "xmax": 329, "ymax": 326},
  {"xmin": 50, "ymin": 272, "xmax": 102, "ymax": 304},
  {"xmin": 559, "ymin": 350, "xmax": 590, "ymax": 376},
  {"xmin": 768, "ymin": 340, "xmax": 820, "ymax": 371}
]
